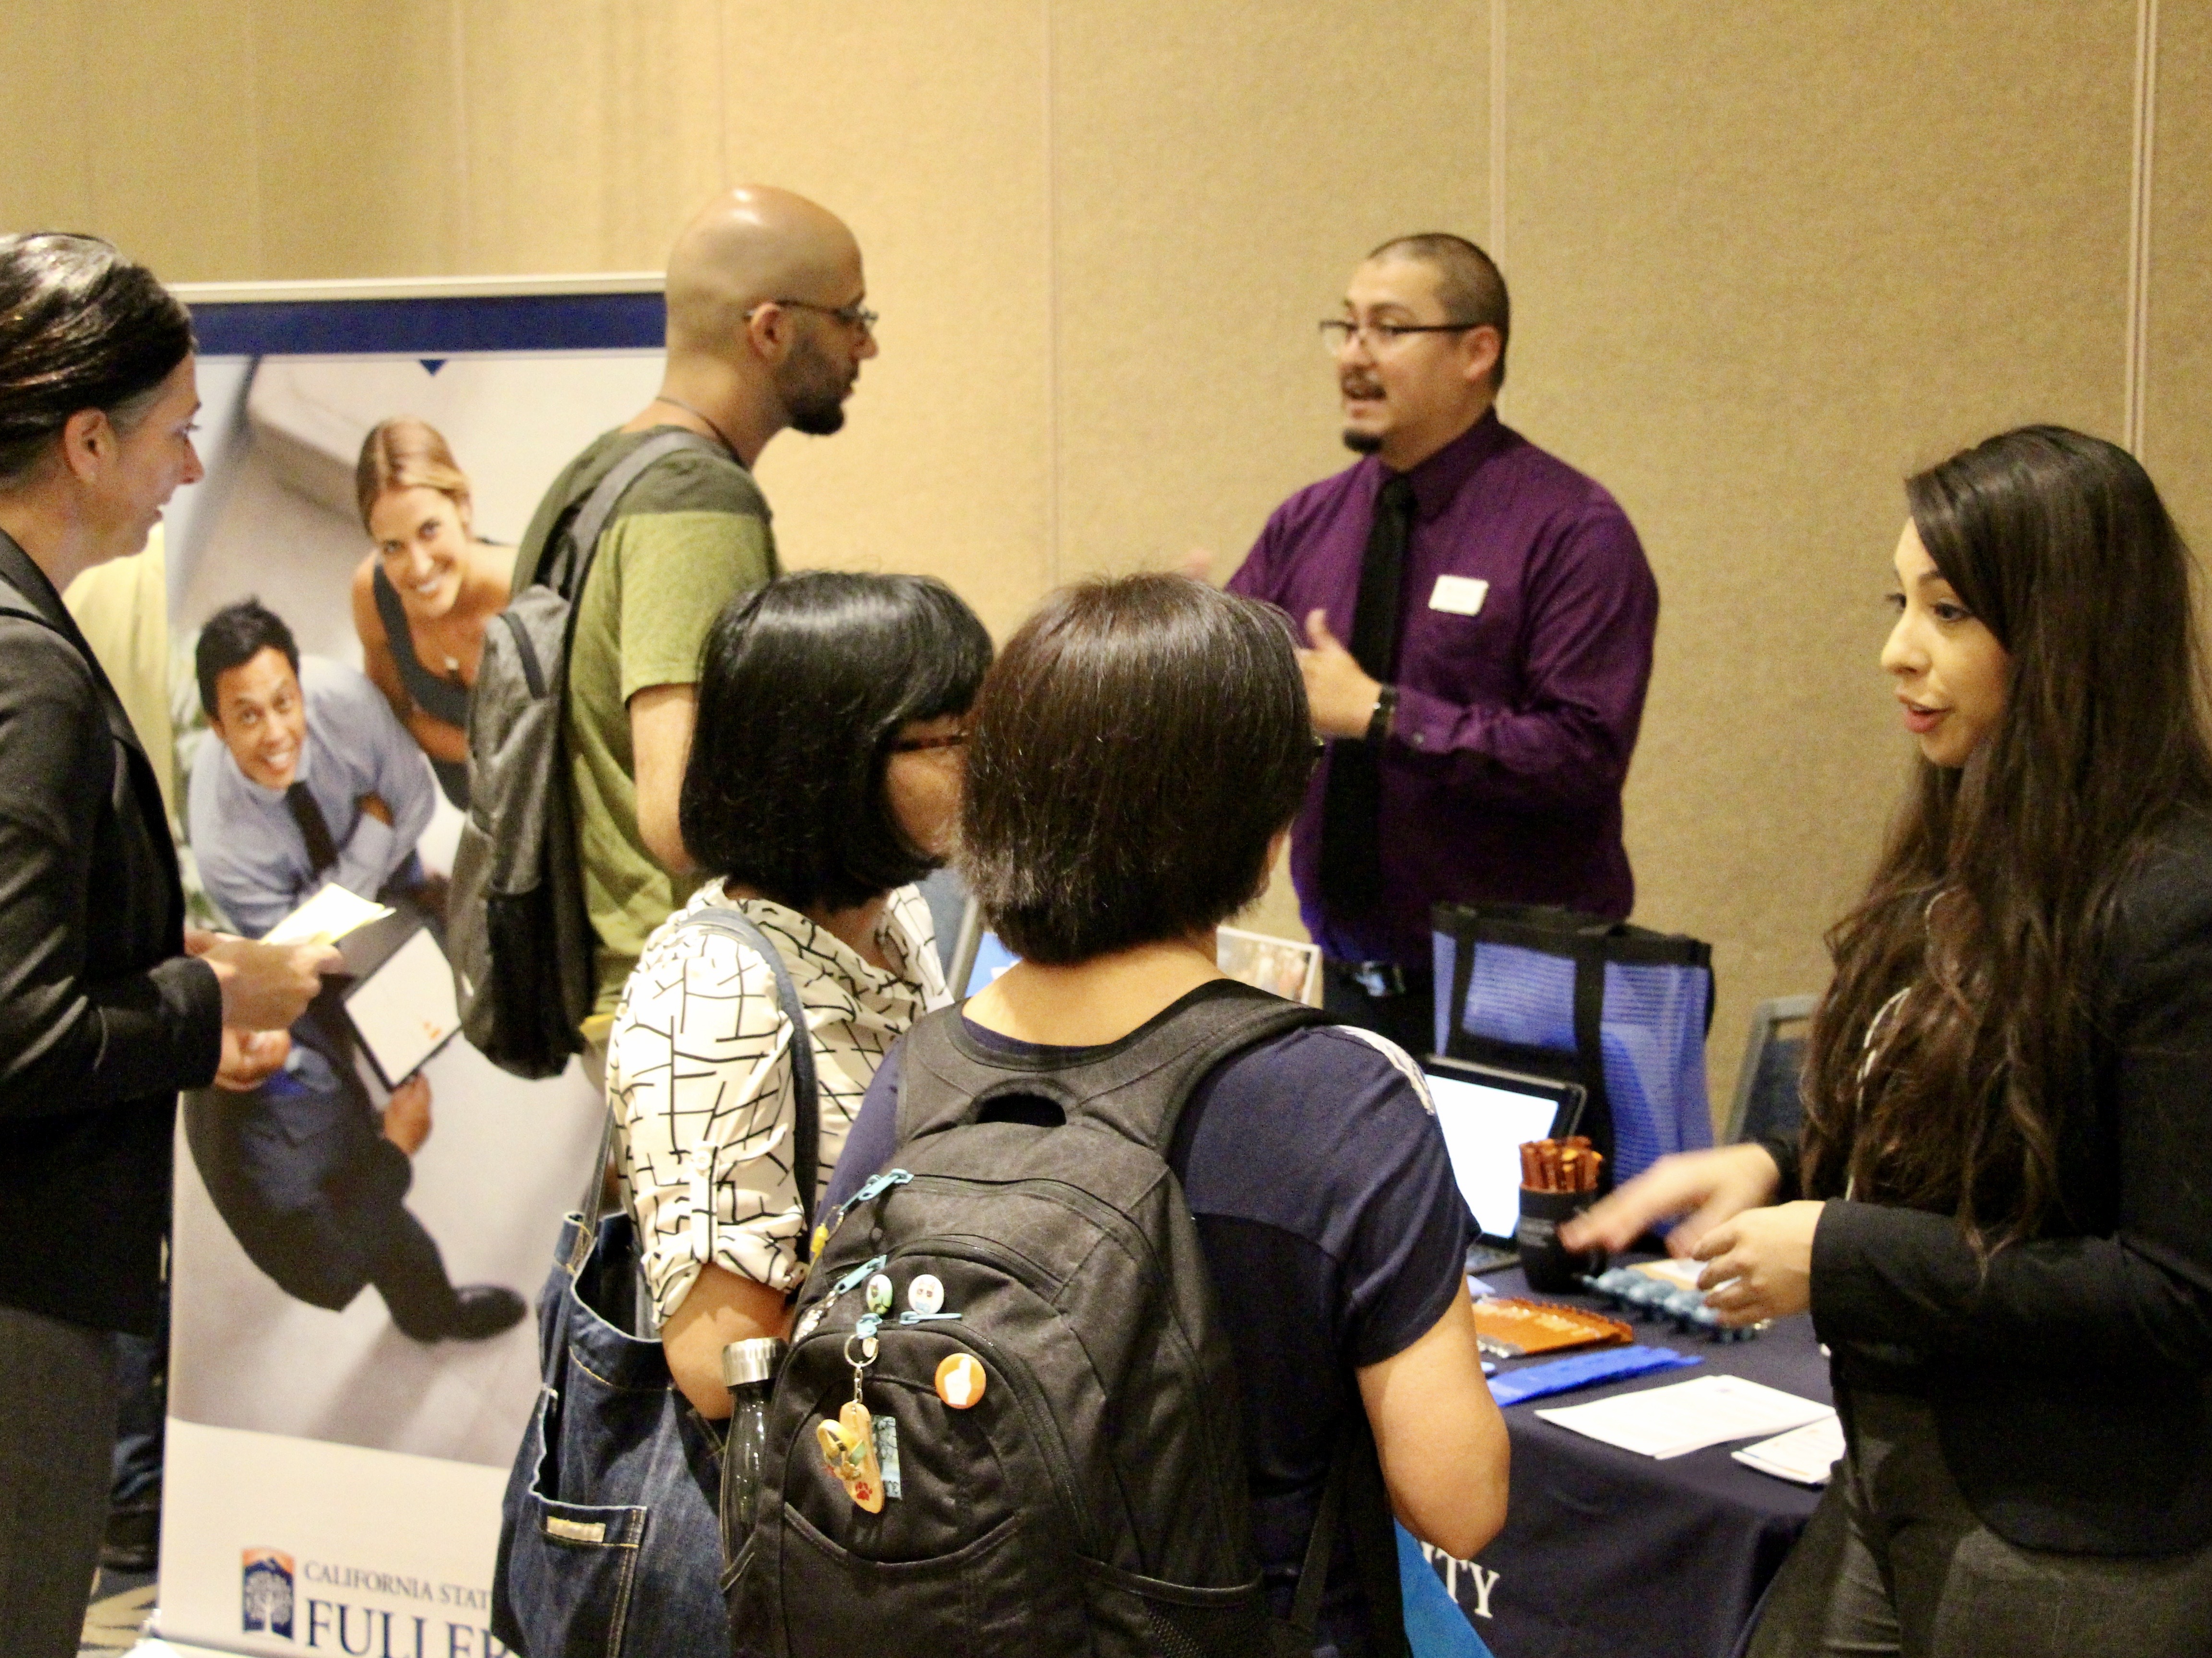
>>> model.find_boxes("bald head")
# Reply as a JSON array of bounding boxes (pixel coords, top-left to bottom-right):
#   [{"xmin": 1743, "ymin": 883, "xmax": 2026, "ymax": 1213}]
[{"xmin": 666, "ymin": 186, "xmax": 863, "ymax": 360}]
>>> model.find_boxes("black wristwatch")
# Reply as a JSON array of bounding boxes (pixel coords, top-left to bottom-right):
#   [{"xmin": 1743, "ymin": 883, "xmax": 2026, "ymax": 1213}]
[{"xmin": 1366, "ymin": 684, "xmax": 1399, "ymax": 745}]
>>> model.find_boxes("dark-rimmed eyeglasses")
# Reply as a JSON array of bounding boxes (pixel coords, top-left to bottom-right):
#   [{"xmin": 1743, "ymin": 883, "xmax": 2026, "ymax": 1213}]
[{"xmin": 1319, "ymin": 319, "xmax": 1481, "ymax": 355}]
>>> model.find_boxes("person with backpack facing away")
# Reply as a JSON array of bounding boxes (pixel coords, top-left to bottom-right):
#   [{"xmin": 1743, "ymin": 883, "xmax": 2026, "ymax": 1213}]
[
  {"xmin": 491, "ymin": 185, "xmax": 879, "ymax": 1071},
  {"xmin": 492, "ymin": 572, "xmax": 989, "ymax": 1658},
  {"xmin": 796, "ymin": 574, "xmax": 1506, "ymax": 1658}
]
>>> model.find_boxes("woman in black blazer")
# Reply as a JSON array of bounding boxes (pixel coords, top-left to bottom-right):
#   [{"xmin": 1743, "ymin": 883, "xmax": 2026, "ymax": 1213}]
[
  {"xmin": 0, "ymin": 234, "xmax": 335, "ymax": 1656},
  {"xmin": 1570, "ymin": 426, "xmax": 2212, "ymax": 1656}
]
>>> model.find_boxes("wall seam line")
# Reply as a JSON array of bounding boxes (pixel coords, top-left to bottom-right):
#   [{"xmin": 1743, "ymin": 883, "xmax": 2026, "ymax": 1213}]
[
  {"xmin": 1043, "ymin": 0, "xmax": 1062, "ymax": 588},
  {"xmin": 1488, "ymin": 0, "xmax": 1507, "ymax": 270},
  {"xmin": 451, "ymin": 0, "xmax": 474, "ymax": 272},
  {"xmin": 715, "ymin": 0, "xmax": 731, "ymax": 189},
  {"xmin": 2124, "ymin": 0, "xmax": 2159, "ymax": 456},
  {"xmin": 244, "ymin": 0, "xmax": 265, "ymax": 277}
]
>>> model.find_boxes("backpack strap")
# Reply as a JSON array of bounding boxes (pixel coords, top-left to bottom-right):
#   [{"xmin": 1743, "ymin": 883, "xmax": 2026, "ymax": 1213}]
[
  {"xmin": 538, "ymin": 428, "xmax": 727, "ymax": 598},
  {"xmin": 674, "ymin": 906, "xmax": 822, "ymax": 1216},
  {"xmin": 895, "ymin": 982, "xmax": 1326, "ymax": 1157},
  {"xmin": 1280, "ymin": 1416, "xmax": 1406, "ymax": 1657}
]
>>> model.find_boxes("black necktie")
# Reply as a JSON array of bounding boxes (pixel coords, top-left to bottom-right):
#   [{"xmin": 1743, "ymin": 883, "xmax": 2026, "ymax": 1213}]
[
  {"xmin": 1319, "ymin": 472, "xmax": 1417, "ymax": 920},
  {"xmin": 285, "ymin": 782, "xmax": 340, "ymax": 876}
]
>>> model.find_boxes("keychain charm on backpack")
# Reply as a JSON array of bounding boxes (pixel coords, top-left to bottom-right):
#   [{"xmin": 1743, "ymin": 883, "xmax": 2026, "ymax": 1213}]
[{"xmin": 817, "ymin": 1333, "xmax": 887, "ymax": 1512}]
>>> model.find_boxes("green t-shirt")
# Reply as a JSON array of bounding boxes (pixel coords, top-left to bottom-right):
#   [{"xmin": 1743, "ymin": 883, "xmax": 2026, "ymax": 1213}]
[{"xmin": 511, "ymin": 426, "xmax": 777, "ymax": 1025}]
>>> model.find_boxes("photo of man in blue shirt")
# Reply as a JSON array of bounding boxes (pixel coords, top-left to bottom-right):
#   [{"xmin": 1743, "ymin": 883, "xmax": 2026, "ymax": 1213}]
[{"xmin": 180, "ymin": 598, "xmax": 522, "ymax": 1343}]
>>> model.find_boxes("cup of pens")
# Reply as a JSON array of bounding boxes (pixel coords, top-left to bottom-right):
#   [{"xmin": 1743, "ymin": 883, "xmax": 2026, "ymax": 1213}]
[{"xmin": 1517, "ymin": 1137, "xmax": 1607, "ymax": 1293}]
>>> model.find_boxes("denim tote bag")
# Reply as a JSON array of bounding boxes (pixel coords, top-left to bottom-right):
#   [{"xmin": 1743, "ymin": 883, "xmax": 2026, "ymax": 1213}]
[
  {"xmin": 491, "ymin": 907, "xmax": 820, "ymax": 1657},
  {"xmin": 490, "ymin": 1208, "xmax": 728, "ymax": 1657}
]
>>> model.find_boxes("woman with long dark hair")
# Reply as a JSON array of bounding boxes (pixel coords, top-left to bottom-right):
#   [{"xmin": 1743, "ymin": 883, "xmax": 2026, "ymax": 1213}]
[
  {"xmin": 1568, "ymin": 426, "xmax": 2212, "ymax": 1653},
  {"xmin": 0, "ymin": 233, "xmax": 333, "ymax": 1652}
]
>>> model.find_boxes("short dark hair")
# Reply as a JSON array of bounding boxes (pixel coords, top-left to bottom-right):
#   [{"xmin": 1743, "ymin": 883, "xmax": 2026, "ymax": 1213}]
[
  {"xmin": 0, "ymin": 234, "xmax": 195, "ymax": 490},
  {"xmin": 961, "ymin": 574, "xmax": 1317, "ymax": 965},
  {"xmin": 196, "ymin": 599, "xmax": 300, "ymax": 719},
  {"xmin": 681, "ymin": 572, "xmax": 993, "ymax": 911},
  {"xmin": 1369, "ymin": 232, "xmax": 1511, "ymax": 390}
]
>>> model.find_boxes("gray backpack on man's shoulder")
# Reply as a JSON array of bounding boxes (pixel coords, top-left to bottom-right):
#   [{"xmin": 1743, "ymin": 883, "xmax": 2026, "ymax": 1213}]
[
  {"xmin": 726, "ymin": 983, "xmax": 1411, "ymax": 1658},
  {"xmin": 448, "ymin": 429, "xmax": 724, "ymax": 1078}
]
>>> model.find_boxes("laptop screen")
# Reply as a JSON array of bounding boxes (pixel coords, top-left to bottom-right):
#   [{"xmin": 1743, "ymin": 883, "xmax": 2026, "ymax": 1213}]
[{"xmin": 1424, "ymin": 1061, "xmax": 1581, "ymax": 1242}]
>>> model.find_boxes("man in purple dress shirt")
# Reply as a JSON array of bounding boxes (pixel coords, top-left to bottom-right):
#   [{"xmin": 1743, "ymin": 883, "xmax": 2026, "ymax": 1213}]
[{"xmin": 1226, "ymin": 233, "xmax": 1657, "ymax": 1052}]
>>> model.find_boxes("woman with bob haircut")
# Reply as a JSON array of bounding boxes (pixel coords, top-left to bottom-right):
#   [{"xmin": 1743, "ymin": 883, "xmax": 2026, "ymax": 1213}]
[
  {"xmin": 349, "ymin": 416, "xmax": 511, "ymax": 809},
  {"xmin": 607, "ymin": 569, "xmax": 991, "ymax": 1418},
  {"xmin": 1568, "ymin": 427, "xmax": 2212, "ymax": 1654},
  {"xmin": 0, "ymin": 234, "xmax": 333, "ymax": 1651},
  {"xmin": 825, "ymin": 572, "xmax": 1507, "ymax": 1654}
]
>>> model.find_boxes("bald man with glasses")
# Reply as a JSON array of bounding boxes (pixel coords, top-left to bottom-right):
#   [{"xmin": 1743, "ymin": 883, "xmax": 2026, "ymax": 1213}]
[
  {"xmin": 514, "ymin": 186, "xmax": 880, "ymax": 1055},
  {"xmin": 1226, "ymin": 233, "xmax": 1657, "ymax": 1055}
]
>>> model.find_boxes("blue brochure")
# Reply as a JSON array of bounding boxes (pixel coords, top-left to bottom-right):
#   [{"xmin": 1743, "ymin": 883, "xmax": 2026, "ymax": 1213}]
[{"xmin": 1487, "ymin": 1344, "xmax": 1701, "ymax": 1407}]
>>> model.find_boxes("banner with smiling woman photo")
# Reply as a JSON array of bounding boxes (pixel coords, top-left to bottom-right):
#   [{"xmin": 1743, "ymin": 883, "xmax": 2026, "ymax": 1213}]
[{"xmin": 83, "ymin": 279, "xmax": 669, "ymax": 1657}]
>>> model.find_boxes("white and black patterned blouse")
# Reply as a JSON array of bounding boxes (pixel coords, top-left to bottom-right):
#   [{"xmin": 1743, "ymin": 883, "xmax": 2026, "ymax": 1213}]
[{"xmin": 607, "ymin": 880, "xmax": 948, "ymax": 1322}]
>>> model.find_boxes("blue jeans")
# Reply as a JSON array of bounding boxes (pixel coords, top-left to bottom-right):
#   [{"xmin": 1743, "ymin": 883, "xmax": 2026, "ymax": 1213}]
[
  {"xmin": 111, "ymin": 1313, "xmax": 165, "ymax": 1507},
  {"xmin": 493, "ymin": 1211, "xmax": 727, "ymax": 1657}
]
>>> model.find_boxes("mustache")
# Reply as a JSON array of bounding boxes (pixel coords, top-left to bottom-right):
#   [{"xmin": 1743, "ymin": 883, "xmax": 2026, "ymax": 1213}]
[{"xmin": 1340, "ymin": 377, "xmax": 1384, "ymax": 399}]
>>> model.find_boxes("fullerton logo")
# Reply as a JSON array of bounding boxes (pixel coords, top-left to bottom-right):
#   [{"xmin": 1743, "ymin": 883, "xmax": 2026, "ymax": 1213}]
[{"xmin": 242, "ymin": 1549, "xmax": 297, "ymax": 1638}]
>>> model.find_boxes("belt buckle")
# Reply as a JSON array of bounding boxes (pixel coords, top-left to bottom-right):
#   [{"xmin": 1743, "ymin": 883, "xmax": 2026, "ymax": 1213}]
[{"xmin": 1352, "ymin": 961, "xmax": 1407, "ymax": 999}]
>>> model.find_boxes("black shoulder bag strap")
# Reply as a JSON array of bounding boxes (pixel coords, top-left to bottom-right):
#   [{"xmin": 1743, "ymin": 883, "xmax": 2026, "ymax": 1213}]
[
  {"xmin": 671, "ymin": 906, "xmax": 822, "ymax": 1216},
  {"xmin": 574, "ymin": 903, "xmax": 821, "ymax": 1233},
  {"xmin": 1280, "ymin": 1411, "xmax": 1409, "ymax": 1657}
]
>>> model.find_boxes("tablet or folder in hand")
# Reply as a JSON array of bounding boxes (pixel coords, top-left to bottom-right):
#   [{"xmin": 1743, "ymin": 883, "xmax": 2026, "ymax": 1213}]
[{"xmin": 334, "ymin": 913, "xmax": 461, "ymax": 1088}]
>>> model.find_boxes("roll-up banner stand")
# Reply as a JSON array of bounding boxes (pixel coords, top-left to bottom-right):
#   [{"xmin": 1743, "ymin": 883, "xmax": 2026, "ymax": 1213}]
[{"xmin": 136, "ymin": 275, "xmax": 666, "ymax": 1657}]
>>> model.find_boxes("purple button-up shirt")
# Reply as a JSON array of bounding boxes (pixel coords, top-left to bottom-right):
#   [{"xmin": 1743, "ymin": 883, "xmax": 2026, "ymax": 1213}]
[{"xmin": 1228, "ymin": 410, "xmax": 1657, "ymax": 966}]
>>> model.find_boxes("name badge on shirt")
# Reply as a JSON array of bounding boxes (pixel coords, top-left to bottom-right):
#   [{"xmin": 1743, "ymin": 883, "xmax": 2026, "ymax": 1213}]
[{"xmin": 1429, "ymin": 575, "xmax": 1490, "ymax": 616}]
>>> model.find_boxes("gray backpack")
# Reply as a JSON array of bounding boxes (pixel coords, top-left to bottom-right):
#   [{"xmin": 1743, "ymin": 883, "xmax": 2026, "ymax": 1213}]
[
  {"xmin": 448, "ymin": 429, "xmax": 723, "ymax": 1078},
  {"xmin": 727, "ymin": 984, "xmax": 1410, "ymax": 1658}
]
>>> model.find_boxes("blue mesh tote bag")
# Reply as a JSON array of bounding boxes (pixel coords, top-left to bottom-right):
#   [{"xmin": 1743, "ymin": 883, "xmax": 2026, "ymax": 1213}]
[{"xmin": 1431, "ymin": 902, "xmax": 1714, "ymax": 1190}]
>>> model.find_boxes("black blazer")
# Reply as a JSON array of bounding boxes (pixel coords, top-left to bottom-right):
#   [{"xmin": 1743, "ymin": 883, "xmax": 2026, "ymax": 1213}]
[
  {"xmin": 0, "ymin": 532, "xmax": 220, "ymax": 1335},
  {"xmin": 1774, "ymin": 809, "xmax": 2212, "ymax": 1556}
]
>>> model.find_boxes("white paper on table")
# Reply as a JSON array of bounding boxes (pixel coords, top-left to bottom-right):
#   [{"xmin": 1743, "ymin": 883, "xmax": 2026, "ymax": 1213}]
[
  {"xmin": 1732, "ymin": 1412, "xmax": 1845, "ymax": 1486},
  {"xmin": 262, "ymin": 884, "xmax": 394, "ymax": 946},
  {"xmin": 1535, "ymin": 1374, "xmax": 1835, "ymax": 1460}
]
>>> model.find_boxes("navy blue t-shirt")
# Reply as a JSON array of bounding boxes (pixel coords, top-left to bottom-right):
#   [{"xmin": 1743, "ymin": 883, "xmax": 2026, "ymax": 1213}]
[{"xmin": 821, "ymin": 981, "xmax": 1473, "ymax": 1654}]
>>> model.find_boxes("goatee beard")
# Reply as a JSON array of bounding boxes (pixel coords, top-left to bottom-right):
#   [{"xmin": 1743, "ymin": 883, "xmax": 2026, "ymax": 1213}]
[
  {"xmin": 1342, "ymin": 429, "xmax": 1383, "ymax": 455},
  {"xmin": 788, "ymin": 394, "xmax": 847, "ymax": 436}
]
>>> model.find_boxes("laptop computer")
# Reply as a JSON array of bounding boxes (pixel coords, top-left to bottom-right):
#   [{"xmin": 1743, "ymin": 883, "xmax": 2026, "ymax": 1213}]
[{"xmin": 1422, "ymin": 1055, "xmax": 1588, "ymax": 1274}]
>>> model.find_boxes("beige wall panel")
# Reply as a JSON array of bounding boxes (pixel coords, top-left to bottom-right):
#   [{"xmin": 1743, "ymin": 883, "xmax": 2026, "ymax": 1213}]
[
  {"xmin": 1500, "ymin": 2, "xmax": 2137, "ymax": 1110},
  {"xmin": 1049, "ymin": 0, "xmax": 1487, "ymax": 594},
  {"xmin": 0, "ymin": 0, "xmax": 95, "ymax": 236},
  {"xmin": 2146, "ymin": 1, "xmax": 2212, "ymax": 551},
  {"xmin": 78, "ymin": 0, "xmax": 265, "ymax": 280},
  {"xmin": 253, "ymin": 0, "xmax": 466, "ymax": 278},
  {"xmin": 723, "ymin": 2, "xmax": 1053, "ymax": 643},
  {"xmin": 456, "ymin": 0, "xmax": 726, "ymax": 273}
]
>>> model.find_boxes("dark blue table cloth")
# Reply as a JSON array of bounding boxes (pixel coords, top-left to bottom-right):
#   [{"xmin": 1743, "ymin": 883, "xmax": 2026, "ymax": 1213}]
[{"xmin": 1415, "ymin": 1264, "xmax": 1831, "ymax": 1658}]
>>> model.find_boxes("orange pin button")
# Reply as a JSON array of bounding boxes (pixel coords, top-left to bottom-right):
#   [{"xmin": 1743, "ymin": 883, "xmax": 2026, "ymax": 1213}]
[{"xmin": 935, "ymin": 1352, "xmax": 987, "ymax": 1409}]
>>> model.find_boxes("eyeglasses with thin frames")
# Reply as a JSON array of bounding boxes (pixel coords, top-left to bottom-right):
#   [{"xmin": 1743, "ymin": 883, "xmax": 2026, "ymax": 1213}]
[
  {"xmin": 1318, "ymin": 319, "xmax": 1481, "ymax": 356},
  {"xmin": 748, "ymin": 297, "xmax": 880, "ymax": 336}
]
